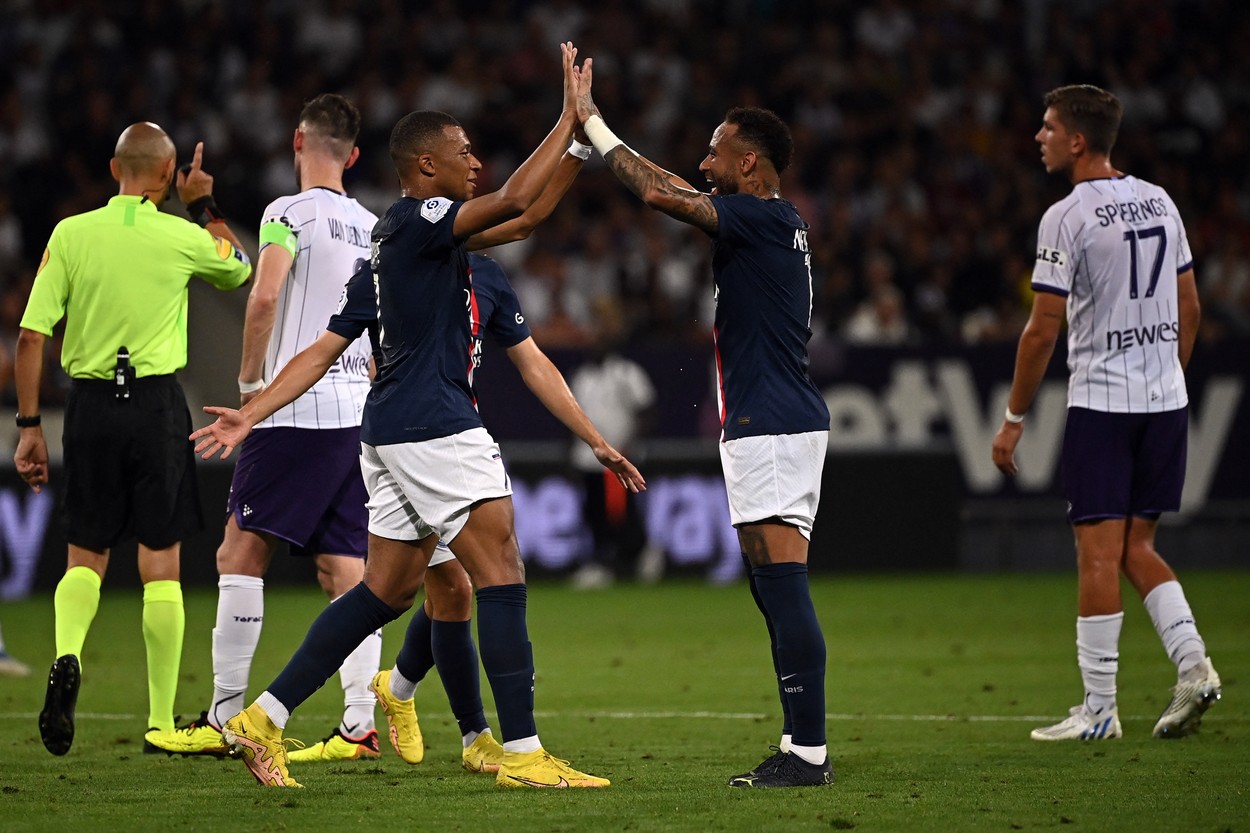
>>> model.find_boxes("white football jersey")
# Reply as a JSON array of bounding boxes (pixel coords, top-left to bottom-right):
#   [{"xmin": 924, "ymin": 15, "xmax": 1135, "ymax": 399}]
[
  {"xmin": 256, "ymin": 187, "xmax": 377, "ymax": 429},
  {"xmin": 1032, "ymin": 175, "xmax": 1193, "ymax": 413}
]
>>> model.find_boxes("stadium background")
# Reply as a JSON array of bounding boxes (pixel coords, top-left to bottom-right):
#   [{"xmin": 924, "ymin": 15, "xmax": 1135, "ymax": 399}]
[{"xmin": 0, "ymin": 0, "xmax": 1247, "ymax": 596}]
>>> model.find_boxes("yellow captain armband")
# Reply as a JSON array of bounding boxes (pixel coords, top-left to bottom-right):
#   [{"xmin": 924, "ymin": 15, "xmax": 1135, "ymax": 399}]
[{"xmin": 259, "ymin": 218, "xmax": 299, "ymax": 258}]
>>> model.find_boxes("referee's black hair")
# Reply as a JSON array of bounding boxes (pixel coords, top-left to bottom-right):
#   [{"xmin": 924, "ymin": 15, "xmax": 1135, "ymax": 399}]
[
  {"xmin": 724, "ymin": 107, "xmax": 794, "ymax": 174},
  {"xmin": 389, "ymin": 111, "xmax": 462, "ymax": 172},
  {"xmin": 1044, "ymin": 85, "xmax": 1122, "ymax": 155},
  {"xmin": 299, "ymin": 94, "xmax": 361, "ymax": 144}
]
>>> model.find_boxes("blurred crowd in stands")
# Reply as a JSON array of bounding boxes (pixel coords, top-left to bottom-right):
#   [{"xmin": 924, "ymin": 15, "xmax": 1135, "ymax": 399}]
[{"xmin": 2, "ymin": 0, "xmax": 1249, "ymax": 407}]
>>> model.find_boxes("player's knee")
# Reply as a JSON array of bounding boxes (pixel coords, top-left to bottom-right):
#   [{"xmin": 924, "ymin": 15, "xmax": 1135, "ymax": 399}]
[
  {"xmin": 216, "ymin": 523, "xmax": 270, "ymax": 577},
  {"xmin": 425, "ymin": 564, "xmax": 474, "ymax": 620}
]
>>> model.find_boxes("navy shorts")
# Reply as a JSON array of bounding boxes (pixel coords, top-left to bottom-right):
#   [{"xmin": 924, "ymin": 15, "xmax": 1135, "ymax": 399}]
[
  {"xmin": 63, "ymin": 376, "xmax": 202, "ymax": 550},
  {"xmin": 226, "ymin": 426, "xmax": 368, "ymax": 558},
  {"xmin": 1060, "ymin": 407, "xmax": 1187, "ymax": 524}
]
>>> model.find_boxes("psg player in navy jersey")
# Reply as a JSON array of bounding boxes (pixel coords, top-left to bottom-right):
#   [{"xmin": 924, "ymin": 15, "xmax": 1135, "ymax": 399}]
[
  {"xmin": 572, "ymin": 62, "xmax": 833, "ymax": 787},
  {"xmin": 193, "ymin": 43, "xmax": 642, "ymax": 789},
  {"xmin": 194, "ymin": 245, "xmax": 623, "ymax": 777}
]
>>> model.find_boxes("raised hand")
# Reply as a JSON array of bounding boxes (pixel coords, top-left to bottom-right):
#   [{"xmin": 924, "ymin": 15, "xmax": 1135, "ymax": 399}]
[
  {"xmin": 561, "ymin": 41, "xmax": 579, "ymax": 115},
  {"xmin": 176, "ymin": 141, "xmax": 214, "ymax": 205},
  {"xmin": 574, "ymin": 56, "xmax": 598, "ymax": 124},
  {"xmin": 190, "ymin": 405, "xmax": 255, "ymax": 460}
]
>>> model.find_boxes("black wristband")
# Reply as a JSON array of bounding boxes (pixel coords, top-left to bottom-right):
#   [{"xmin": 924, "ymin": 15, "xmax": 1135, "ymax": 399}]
[
  {"xmin": 15, "ymin": 413, "xmax": 41, "ymax": 428},
  {"xmin": 186, "ymin": 195, "xmax": 225, "ymax": 227}
]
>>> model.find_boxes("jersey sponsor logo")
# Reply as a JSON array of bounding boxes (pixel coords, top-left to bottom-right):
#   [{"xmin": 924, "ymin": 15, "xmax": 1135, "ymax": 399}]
[
  {"xmin": 515, "ymin": 312, "xmax": 525, "ymax": 325},
  {"xmin": 1094, "ymin": 197, "xmax": 1169, "ymax": 227},
  {"xmin": 330, "ymin": 351, "xmax": 371, "ymax": 377},
  {"xmin": 793, "ymin": 228, "xmax": 809, "ymax": 252},
  {"xmin": 1036, "ymin": 246, "xmax": 1067, "ymax": 267},
  {"xmin": 1105, "ymin": 321, "xmax": 1179, "ymax": 351},
  {"xmin": 420, "ymin": 197, "xmax": 452, "ymax": 223},
  {"xmin": 37, "ymin": 247, "xmax": 50, "ymax": 274}
]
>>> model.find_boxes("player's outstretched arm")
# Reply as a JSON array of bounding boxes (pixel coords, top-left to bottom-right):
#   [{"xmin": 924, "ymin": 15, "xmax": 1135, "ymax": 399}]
[
  {"xmin": 467, "ymin": 146, "xmax": 586, "ymax": 250},
  {"xmin": 453, "ymin": 42, "xmax": 579, "ymax": 239},
  {"xmin": 191, "ymin": 330, "xmax": 351, "ymax": 459},
  {"xmin": 574, "ymin": 58, "xmax": 717, "ymax": 234},
  {"xmin": 505, "ymin": 337, "xmax": 646, "ymax": 493},
  {"xmin": 991, "ymin": 291, "xmax": 1065, "ymax": 476}
]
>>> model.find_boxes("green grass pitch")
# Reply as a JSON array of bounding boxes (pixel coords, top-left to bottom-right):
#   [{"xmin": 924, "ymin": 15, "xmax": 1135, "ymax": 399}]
[{"xmin": 0, "ymin": 572, "xmax": 1246, "ymax": 832}]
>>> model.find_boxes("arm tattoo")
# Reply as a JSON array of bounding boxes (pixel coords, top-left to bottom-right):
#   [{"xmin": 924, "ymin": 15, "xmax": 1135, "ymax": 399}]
[{"xmin": 605, "ymin": 147, "xmax": 718, "ymax": 233}]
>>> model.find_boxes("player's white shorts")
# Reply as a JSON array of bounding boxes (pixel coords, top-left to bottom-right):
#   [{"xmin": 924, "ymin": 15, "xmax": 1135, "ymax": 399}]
[
  {"xmin": 430, "ymin": 540, "xmax": 455, "ymax": 567},
  {"xmin": 718, "ymin": 430, "xmax": 827, "ymax": 539},
  {"xmin": 360, "ymin": 426, "xmax": 512, "ymax": 544}
]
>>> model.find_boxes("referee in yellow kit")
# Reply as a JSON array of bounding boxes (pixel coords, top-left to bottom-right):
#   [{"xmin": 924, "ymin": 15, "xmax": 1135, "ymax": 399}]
[{"xmin": 13, "ymin": 122, "xmax": 253, "ymax": 756}]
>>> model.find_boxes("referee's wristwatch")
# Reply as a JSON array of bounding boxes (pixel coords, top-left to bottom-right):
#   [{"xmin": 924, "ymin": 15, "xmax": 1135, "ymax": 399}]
[{"xmin": 15, "ymin": 413, "xmax": 41, "ymax": 428}]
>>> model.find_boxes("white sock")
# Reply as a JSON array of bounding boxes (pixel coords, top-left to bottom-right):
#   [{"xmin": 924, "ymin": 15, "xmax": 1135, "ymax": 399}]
[
  {"xmin": 1143, "ymin": 581, "xmax": 1206, "ymax": 674},
  {"xmin": 789, "ymin": 743, "xmax": 827, "ymax": 766},
  {"xmin": 503, "ymin": 735, "xmax": 542, "ymax": 754},
  {"xmin": 209, "ymin": 575, "xmax": 265, "ymax": 729},
  {"xmin": 255, "ymin": 691, "xmax": 290, "ymax": 729},
  {"xmin": 388, "ymin": 666, "xmax": 417, "ymax": 701},
  {"xmin": 463, "ymin": 727, "xmax": 490, "ymax": 748},
  {"xmin": 339, "ymin": 627, "xmax": 381, "ymax": 736},
  {"xmin": 779, "ymin": 733, "xmax": 792, "ymax": 753},
  {"xmin": 1077, "ymin": 612, "xmax": 1122, "ymax": 712}
]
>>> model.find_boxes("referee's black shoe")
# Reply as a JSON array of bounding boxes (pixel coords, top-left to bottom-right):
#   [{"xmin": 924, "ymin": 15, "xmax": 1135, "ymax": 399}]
[
  {"xmin": 39, "ymin": 654, "xmax": 81, "ymax": 756},
  {"xmin": 728, "ymin": 750, "xmax": 834, "ymax": 788}
]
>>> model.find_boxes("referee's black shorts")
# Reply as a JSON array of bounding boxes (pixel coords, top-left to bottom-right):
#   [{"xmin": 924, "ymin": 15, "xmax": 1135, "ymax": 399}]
[{"xmin": 62, "ymin": 375, "xmax": 203, "ymax": 550}]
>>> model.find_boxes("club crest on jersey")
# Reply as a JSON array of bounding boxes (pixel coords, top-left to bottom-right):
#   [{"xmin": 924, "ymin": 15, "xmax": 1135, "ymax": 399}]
[
  {"xmin": 1036, "ymin": 246, "xmax": 1067, "ymax": 267},
  {"xmin": 421, "ymin": 197, "xmax": 452, "ymax": 223}
]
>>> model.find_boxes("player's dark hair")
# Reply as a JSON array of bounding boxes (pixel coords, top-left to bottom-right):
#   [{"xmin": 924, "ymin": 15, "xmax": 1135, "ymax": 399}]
[
  {"xmin": 299, "ymin": 94, "xmax": 361, "ymax": 145},
  {"xmin": 724, "ymin": 106, "xmax": 794, "ymax": 173},
  {"xmin": 389, "ymin": 110, "xmax": 462, "ymax": 173},
  {"xmin": 1043, "ymin": 85, "xmax": 1122, "ymax": 155}
]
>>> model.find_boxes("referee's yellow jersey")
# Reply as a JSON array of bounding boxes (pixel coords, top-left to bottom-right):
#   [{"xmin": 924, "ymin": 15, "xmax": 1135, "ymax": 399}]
[{"xmin": 20, "ymin": 195, "xmax": 251, "ymax": 379}]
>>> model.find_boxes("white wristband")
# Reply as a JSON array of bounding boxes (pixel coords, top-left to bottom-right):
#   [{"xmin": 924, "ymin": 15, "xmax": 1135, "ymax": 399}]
[
  {"xmin": 567, "ymin": 140, "xmax": 592, "ymax": 160},
  {"xmin": 1004, "ymin": 407, "xmax": 1025, "ymax": 424},
  {"xmin": 239, "ymin": 378, "xmax": 265, "ymax": 394},
  {"xmin": 583, "ymin": 114, "xmax": 624, "ymax": 157}
]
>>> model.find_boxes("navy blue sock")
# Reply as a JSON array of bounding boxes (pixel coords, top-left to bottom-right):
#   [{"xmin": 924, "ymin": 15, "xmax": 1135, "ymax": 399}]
[
  {"xmin": 395, "ymin": 604, "xmax": 435, "ymax": 684},
  {"xmin": 743, "ymin": 553, "xmax": 793, "ymax": 739},
  {"xmin": 475, "ymin": 584, "xmax": 535, "ymax": 743},
  {"xmin": 268, "ymin": 583, "xmax": 402, "ymax": 712},
  {"xmin": 431, "ymin": 618, "xmax": 489, "ymax": 736},
  {"xmin": 750, "ymin": 563, "xmax": 826, "ymax": 748}
]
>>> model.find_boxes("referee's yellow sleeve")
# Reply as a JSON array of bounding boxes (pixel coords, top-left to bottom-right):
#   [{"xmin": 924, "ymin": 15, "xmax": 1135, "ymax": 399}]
[
  {"xmin": 188, "ymin": 225, "xmax": 251, "ymax": 290},
  {"xmin": 19, "ymin": 233, "xmax": 70, "ymax": 337}
]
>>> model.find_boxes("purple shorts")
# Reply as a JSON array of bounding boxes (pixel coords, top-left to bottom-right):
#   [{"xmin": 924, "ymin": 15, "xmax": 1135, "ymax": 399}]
[
  {"xmin": 226, "ymin": 426, "xmax": 368, "ymax": 558},
  {"xmin": 1060, "ymin": 407, "xmax": 1187, "ymax": 524}
]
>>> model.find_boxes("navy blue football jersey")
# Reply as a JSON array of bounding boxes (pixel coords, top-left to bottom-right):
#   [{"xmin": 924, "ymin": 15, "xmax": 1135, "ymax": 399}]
[
  {"xmin": 325, "ymin": 235, "xmax": 531, "ymax": 445},
  {"xmin": 709, "ymin": 194, "xmax": 830, "ymax": 441}
]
